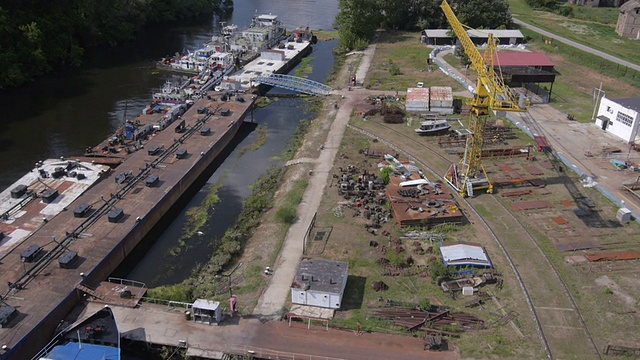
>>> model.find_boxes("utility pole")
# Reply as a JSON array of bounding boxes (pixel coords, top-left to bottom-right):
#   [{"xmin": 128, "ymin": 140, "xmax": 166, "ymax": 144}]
[
  {"xmin": 591, "ymin": 82, "xmax": 605, "ymax": 122},
  {"xmin": 216, "ymin": 262, "xmax": 243, "ymax": 297}
]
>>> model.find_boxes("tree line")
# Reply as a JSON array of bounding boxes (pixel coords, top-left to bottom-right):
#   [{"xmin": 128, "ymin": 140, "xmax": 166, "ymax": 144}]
[
  {"xmin": 334, "ymin": 0, "xmax": 513, "ymax": 50},
  {"xmin": 0, "ymin": 0, "xmax": 233, "ymax": 88}
]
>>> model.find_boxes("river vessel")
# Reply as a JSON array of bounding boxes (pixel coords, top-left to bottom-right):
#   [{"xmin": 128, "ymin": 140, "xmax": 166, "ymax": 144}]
[
  {"xmin": 0, "ymin": 11, "xmax": 313, "ymax": 358},
  {"xmin": 32, "ymin": 306, "xmax": 120, "ymax": 360},
  {"xmin": 414, "ymin": 119, "xmax": 451, "ymax": 135}
]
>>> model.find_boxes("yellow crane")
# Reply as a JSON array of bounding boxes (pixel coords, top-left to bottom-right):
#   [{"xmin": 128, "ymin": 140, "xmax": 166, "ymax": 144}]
[{"xmin": 440, "ymin": 0, "xmax": 527, "ymax": 196}]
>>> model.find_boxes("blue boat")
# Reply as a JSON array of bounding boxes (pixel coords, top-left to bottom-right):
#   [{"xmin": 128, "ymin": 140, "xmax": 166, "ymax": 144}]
[{"xmin": 33, "ymin": 306, "xmax": 120, "ymax": 360}]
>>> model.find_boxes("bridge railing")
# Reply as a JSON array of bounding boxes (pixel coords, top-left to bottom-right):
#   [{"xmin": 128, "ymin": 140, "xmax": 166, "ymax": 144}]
[{"xmin": 255, "ymin": 74, "xmax": 332, "ymax": 96}]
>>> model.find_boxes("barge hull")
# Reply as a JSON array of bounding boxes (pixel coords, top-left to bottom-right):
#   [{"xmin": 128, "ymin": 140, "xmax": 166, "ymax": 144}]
[{"xmin": 0, "ymin": 94, "xmax": 254, "ymax": 360}]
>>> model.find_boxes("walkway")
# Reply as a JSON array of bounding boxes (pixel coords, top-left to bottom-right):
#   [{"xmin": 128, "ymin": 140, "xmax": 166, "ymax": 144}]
[
  {"xmin": 252, "ymin": 42, "xmax": 379, "ymax": 318},
  {"xmin": 254, "ymin": 74, "xmax": 333, "ymax": 96},
  {"xmin": 512, "ymin": 18, "xmax": 640, "ymax": 72}
]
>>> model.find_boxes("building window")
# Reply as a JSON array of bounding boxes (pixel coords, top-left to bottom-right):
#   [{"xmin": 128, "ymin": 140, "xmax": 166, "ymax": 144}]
[{"xmin": 616, "ymin": 112, "xmax": 633, "ymax": 127}]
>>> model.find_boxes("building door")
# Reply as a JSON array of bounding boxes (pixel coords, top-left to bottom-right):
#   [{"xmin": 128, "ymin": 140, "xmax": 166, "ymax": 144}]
[{"xmin": 601, "ymin": 120, "xmax": 608, "ymax": 131}]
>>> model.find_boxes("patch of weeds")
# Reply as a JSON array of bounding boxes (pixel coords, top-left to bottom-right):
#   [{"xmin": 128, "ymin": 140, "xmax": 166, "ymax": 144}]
[
  {"xmin": 294, "ymin": 57, "xmax": 314, "ymax": 78},
  {"xmin": 239, "ymin": 125, "xmax": 268, "ymax": 156}
]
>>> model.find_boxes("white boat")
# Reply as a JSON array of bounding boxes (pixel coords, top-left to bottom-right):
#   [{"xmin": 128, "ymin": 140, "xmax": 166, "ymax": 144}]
[
  {"xmin": 167, "ymin": 47, "xmax": 235, "ymax": 75},
  {"xmin": 414, "ymin": 119, "xmax": 451, "ymax": 135}
]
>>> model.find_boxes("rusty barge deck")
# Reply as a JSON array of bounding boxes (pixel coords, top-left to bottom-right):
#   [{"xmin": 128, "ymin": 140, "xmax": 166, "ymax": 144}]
[{"xmin": 0, "ymin": 92, "xmax": 255, "ymax": 359}]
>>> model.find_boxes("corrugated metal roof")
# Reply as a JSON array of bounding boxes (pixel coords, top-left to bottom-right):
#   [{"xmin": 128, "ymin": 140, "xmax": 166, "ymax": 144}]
[
  {"xmin": 440, "ymin": 243, "xmax": 491, "ymax": 267},
  {"xmin": 406, "ymin": 87, "xmax": 430, "ymax": 102},
  {"xmin": 481, "ymin": 52, "xmax": 554, "ymax": 67},
  {"xmin": 423, "ymin": 29, "xmax": 524, "ymax": 39},
  {"xmin": 429, "ymin": 86, "xmax": 453, "ymax": 102},
  {"xmin": 423, "ymin": 30, "xmax": 451, "ymax": 38},
  {"xmin": 467, "ymin": 29, "xmax": 524, "ymax": 38}
]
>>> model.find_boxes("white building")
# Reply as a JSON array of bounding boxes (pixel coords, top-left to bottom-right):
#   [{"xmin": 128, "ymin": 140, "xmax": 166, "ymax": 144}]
[
  {"xmin": 595, "ymin": 96, "xmax": 640, "ymax": 144},
  {"xmin": 440, "ymin": 242, "xmax": 492, "ymax": 268},
  {"xmin": 291, "ymin": 259, "xmax": 349, "ymax": 309}
]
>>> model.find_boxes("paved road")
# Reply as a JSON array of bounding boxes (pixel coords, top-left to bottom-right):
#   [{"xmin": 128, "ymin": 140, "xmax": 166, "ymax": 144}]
[{"xmin": 513, "ymin": 18, "xmax": 640, "ymax": 72}]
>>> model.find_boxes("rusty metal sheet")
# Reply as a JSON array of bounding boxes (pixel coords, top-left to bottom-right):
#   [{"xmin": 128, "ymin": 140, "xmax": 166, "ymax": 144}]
[
  {"xmin": 525, "ymin": 166, "xmax": 544, "ymax": 175},
  {"xmin": 552, "ymin": 216, "xmax": 568, "ymax": 225},
  {"xmin": 501, "ymin": 189, "xmax": 532, "ymax": 197},
  {"xmin": 511, "ymin": 200, "xmax": 552, "ymax": 210},
  {"xmin": 585, "ymin": 250, "xmax": 640, "ymax": 262}
]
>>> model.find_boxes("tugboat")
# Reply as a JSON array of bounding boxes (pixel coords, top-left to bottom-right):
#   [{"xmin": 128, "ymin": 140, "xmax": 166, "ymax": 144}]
[
  {"xmin": 414, "ymin": 119, "xmax": 451, "ymax": 135},
  {"xmin": 33, "ymin": 306, "xmax": 120, "ymax": 360}
]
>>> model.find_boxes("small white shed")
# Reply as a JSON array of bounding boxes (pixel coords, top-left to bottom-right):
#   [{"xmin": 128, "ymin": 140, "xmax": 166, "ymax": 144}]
[
  {"xmin": 291, "ymin": 259, "xmax": 349, "ymax": 309},
  {"xmin": 192, "ymin": 299, "xmax": 222, "ymax": 325}
]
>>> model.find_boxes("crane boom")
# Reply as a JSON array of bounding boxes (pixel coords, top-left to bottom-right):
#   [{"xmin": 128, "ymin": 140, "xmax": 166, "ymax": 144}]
[
  {"xmin": 440, "ymin": 0, "xmax": 527, "ymax": 196},
  {"xmin": 440, "ymin": 0, "xmax": 524, "ymax": 112}
]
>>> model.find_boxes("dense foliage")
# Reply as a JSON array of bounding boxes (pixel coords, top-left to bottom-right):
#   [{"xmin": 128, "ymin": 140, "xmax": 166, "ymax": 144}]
[
  {"xmin": 334, "ymin": 0, "xmax": 513, "ymax": 50},
  {"xmin": 0, "ymin": 0, "xmax": 232, "ymax": 88}
]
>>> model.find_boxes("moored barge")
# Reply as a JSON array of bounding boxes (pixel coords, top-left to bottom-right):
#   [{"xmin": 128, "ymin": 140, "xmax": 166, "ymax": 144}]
[{"xmin": 0, "ymin": 92, "xmax": 255, "ymax": 360}]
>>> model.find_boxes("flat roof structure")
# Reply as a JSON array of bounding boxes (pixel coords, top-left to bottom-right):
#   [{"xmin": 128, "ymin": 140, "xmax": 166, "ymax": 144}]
[
  {"xmin": 440, "ymin": 242, "xmax": 492, "ymax": 268},
  {"xmin": 292, "ymin": 259, "xmax": 349, "ymax": 294}
]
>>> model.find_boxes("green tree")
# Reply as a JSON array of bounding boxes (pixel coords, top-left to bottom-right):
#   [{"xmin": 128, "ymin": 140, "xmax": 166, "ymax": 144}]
[
  {"xmin": 334, "ymin": 0, "xmax": 383, "ymax": 50},
  {"xmin": 453, "ymin": 0, "xmax": 513, "ymax": 29}
]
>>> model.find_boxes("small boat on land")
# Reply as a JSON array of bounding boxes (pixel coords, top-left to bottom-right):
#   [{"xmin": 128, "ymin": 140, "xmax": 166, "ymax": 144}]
[
  {"xmin": 415, "ymin": 119, "xmax": 451, "ymax": 135},
  {"xmin": 33, "ymin": 306, "xmax": 120, "ymax": 360}
]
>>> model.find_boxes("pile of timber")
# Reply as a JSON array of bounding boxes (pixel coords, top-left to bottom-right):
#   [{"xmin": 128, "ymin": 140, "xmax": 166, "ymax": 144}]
[{"xmin": 373, "ymin": 308, "xmax": 484, "ymax": 336}]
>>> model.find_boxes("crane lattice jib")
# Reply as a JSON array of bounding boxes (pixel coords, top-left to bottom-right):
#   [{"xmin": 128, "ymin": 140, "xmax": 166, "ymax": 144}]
[{"xmin": 440, "ymin": 0, "xmax": 524, "ymax": 112}]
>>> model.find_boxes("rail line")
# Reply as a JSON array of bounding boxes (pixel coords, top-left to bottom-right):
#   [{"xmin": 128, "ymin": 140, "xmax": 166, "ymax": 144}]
[
  {"xmin": 348, "ymin": 117, "xmax": 600, "ymax": 359},
  {"xmin": 484, "ymin": 195, "xmax": 601, "ymax": 359},
  {"xmin": 348, "ymin": 121, "xmax": 552, "ymax": 358}
]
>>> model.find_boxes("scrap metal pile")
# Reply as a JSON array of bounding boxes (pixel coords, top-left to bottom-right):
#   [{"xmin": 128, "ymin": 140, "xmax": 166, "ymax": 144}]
[
  {"xmin": 334, "ymin": 164, "xmax": 391, "ymax": 228},
  {"xmin": 373, "ymin": 306, "xmax": 484, "ymax": 337},
  {"xmin": 438, "ymin": 124, "xmax": 518, "ymax": 147}
]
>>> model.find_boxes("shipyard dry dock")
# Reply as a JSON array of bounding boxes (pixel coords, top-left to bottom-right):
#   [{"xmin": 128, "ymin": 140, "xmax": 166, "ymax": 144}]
[{"xmin": 0, "ymin": 92, "xmax": 255, "ymax": 359}]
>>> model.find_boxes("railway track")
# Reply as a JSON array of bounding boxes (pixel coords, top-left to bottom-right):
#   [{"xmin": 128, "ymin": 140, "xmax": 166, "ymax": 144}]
[{"xmin": 349, "ymin": 118, "xmax": 601, "ymax": 359}]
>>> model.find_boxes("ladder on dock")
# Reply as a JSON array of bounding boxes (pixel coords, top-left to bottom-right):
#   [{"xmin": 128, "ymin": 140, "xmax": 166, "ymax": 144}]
[{"xmin": 76, "ymin": 283, "xmax": 114, "ymax": 303}]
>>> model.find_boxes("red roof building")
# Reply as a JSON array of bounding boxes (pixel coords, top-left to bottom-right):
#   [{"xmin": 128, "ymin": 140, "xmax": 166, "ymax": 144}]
[{"xmin": 481, "ymin": 51, "xmax": 557, "ymax": 103}]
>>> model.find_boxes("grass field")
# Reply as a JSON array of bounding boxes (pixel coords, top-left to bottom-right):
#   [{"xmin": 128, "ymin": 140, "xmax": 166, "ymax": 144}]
[{"xmin": 508, "ymin": 0, "xmax": 640, "ymax": 65}]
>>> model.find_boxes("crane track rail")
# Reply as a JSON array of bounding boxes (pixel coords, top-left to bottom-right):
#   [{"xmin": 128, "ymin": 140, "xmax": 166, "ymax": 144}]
[
  {"xmin": 483, "ymin": 195, "xmax": 601, "ymax": 359},
  {"xmin": 348, "ymin": 121, "xmax": 552, "ymax": 358},
  {"xmin": 349, "ymin": 118, "xmax": 601, "ymax": 359}
]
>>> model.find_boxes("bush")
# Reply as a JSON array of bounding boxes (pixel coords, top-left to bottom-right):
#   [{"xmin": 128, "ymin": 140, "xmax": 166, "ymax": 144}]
[
  {"xmin": 387, "ymin": 248, "xmax": 407, "ymax": 267},
  {"xmin": 388, "ymin": 60, "xmax": 401, "ymax": 75},
  {"xmin": 276, "ymin": 206, "xmax": 297, "ymax": 224}
]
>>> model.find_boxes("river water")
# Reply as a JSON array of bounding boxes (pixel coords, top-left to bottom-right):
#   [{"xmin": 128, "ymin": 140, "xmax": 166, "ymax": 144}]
[{"xmin": 0, "ymin": 0, "xmax": 339, "ymax": 286}]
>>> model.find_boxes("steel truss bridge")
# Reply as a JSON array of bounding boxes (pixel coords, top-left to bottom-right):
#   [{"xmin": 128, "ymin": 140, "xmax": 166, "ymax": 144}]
[{"xmin": 254, "ymin": 74, "xmax": 332, "ymax": 96}]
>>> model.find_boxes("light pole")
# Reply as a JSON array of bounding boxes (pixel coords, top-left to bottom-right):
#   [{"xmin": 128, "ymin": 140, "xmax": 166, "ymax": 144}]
[{"xmin": 215, "ymin": 262, "xmax": 243, "ymax": 297}]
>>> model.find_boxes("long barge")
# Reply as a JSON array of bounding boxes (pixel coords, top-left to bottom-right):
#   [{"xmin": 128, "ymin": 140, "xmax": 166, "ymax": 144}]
[{"xmin": 0, "ymin": 93, "xmax": 255, "ymax": 359}]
